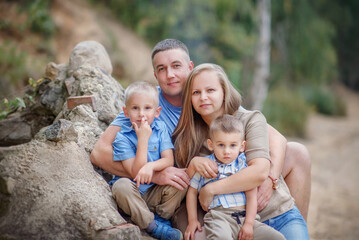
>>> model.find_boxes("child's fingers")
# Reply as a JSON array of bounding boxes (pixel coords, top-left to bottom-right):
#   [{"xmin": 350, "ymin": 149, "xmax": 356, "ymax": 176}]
[
  {"xmin": 141, "ymin": 117, "xmax": 148, "ymax": 125},
  {"xmin": 134, "ymin": 176, "xmax": 140, "ymax": 187},
  {"xmin": 132, "ymin": 122, "xmax": 138, "ymax": 131}
]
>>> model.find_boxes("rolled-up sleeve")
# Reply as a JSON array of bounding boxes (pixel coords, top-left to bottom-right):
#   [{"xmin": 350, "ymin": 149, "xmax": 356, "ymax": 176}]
[
  {"xmin": 236, "ymin": 110, "xmax": 271, "ymax": 163},
  {"xmin": 112, "ymin": 132, "xmax": 136, "ymax": 161}
]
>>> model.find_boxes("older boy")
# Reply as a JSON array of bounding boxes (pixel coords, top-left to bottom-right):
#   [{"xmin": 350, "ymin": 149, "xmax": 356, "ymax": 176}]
[{"xmin": 110, "ymin": 81, "xmax": 185, "ymax": 240}]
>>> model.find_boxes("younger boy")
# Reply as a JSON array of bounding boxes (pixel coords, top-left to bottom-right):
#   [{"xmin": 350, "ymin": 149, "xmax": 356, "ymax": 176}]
[
  {"xmin": 185, "ymin": 114, "xmax": 285, "ymax": 240},
  {"xmin": 110, "ymin": 81, "xmax": 185, "ymax": 240}
]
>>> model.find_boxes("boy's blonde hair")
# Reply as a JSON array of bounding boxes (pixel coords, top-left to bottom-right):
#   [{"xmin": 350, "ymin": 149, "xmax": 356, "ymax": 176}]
[
  {"xmin": 209, "ymin": 114, "xmax": 244, "ymax": 142},
  {"xmin": 124, "ymin": 81, "xmax": 159, "ymax": 107}
]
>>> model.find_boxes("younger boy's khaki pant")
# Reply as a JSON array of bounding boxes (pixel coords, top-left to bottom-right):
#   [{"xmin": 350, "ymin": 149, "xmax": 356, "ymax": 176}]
[
  {"xmin": 204, "ymin": 207, "xmax": 285, "ymax": 240},
  {"xmin": 112, "ymin": 178, "xmax": 187, "ymax": 229}
]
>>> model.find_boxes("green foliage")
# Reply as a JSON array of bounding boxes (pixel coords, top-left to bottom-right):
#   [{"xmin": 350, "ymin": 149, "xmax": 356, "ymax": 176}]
[
  {"xmin": 262, "ymin": 86, "xmax": 311, "ymax": 137},
  {"xmin": 0, "ymin": 42, "xmax": 28, "ymax": 97},
  {"xmin": 92, "ymin": 0, "xmax": 258, "ymax": 97},
  {"xmin": 19, "ymin": 0, "xmax": 54, "ymax": 36},
  {"xmin": 0, "ymin": 97, "xmax": 26, "ymax": 120},
  {"xmin": 299, "ymin": 85, "xmax": 346, "ymax": 116},
  {"xmin": 271, "ymin": 0, "xmax": 337, "ymax": 86}
]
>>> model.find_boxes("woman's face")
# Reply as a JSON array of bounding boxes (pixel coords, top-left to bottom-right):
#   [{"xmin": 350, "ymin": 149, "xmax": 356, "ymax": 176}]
[{"xmin": 191, "ymin": 70, "xmax": 225, "ymax": 123}]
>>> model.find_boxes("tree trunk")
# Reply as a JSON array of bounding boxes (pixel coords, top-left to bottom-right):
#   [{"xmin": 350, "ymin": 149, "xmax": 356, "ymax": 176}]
[{"xmin": 250, "ymin": 0, "xmax": 271, "ymax": 110}]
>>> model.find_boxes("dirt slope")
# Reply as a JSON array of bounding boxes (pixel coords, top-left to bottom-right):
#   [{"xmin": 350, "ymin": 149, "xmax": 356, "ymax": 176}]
[
  {"xmin": 51, "ymin": 0, "xmax": 155, "ymax": 86},
  {"xmin": 299, "ymin": 85, "xmax": 359, "ymax": 239}
]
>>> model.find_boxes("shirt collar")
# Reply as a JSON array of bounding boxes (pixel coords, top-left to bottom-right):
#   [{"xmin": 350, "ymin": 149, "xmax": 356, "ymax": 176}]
[{"xmin": 213, "ymin": 152, "xmax": 245, "ymax": 167}]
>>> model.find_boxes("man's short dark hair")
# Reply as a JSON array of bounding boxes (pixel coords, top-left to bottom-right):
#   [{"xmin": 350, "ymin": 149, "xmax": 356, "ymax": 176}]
[{"xmin": 151, "ymin": 39, "xmax": 190, "ymax": 60}]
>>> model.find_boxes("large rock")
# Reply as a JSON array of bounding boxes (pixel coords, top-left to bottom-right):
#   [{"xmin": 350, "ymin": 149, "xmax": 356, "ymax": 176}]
[
  {"xmin": 0, "ymin": 41, "xmax": 144, "ymax": 239},
  {"xmin": 68, "ymin": 40, "xmax": 113, "ymax": 76},
  {"xmin": 0, "ymin": 140, "xmax": 140, "ymax": 240}
]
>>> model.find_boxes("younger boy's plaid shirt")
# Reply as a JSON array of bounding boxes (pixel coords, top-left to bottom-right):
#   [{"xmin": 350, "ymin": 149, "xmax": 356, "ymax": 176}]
[{"xmin": 190, "ymin": 152, "xmax": 247, "ymax": 209}]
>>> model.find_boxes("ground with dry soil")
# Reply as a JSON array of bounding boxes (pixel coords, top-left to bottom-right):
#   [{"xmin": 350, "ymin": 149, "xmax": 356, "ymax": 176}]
[{"xmin": 302, "ymin": 85, "xmax": 359, "ymax": 239}]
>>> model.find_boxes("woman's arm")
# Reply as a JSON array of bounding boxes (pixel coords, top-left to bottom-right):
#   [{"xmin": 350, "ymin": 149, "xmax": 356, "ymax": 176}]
[
  {"xmin": 257, "ymin": 124, "xmax": 287, "ymax": 211},
  {"xmin": 198, "ymin": 157, "xmax": 269, "ymax": 211}
]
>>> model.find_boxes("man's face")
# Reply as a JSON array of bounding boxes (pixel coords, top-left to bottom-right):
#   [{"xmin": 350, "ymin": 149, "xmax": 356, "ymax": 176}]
[{"xmin": 153, "ymin": 49, "xmax": 193, "ymax": 101}]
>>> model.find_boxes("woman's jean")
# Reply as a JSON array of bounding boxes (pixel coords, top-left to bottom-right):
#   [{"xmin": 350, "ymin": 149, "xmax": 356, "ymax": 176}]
[{"xmin": 262, "ymin": 205, "xmax": 309, "ymax": 240}]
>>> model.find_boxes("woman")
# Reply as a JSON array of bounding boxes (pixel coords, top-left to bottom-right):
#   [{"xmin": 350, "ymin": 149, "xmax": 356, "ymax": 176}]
[{"xmin": 172, "ymin": 63, "xmax": 309, "ymax": 239}]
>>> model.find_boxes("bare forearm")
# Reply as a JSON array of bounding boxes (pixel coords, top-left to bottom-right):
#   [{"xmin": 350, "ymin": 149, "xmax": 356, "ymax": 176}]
[
  {"xmin": 186, "ymin": 188, "xmax": 199, "ymax": 223},
  {"xmin": 90, "ymin": 125, "xmax": 132, "ymax": 177},
  {"xmin": 268, "ymin": 124, "xmax": 287, "ymax": 178},
  {"xmin": 132, "ymin": 139, "xmax": 148, "ymax": 175},
  {"xmin": 244, "ymin": 188, "xmax": 257, "ymax": 225},
  {"xmin": 207, "ymin": 158, "xmax": 269, "ymax": 195}
]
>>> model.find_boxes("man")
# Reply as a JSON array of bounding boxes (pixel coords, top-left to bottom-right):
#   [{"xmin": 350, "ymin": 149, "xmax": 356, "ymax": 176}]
[{"xmin": 90, "ymin": 39, "xmax": 311, "ymax": 221}]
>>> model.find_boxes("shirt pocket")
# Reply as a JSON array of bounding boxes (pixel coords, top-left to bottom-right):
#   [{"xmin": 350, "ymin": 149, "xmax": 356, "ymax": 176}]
[{"xmin": 148, "ymin": 143, "xmax": 159, "ymax": 152}]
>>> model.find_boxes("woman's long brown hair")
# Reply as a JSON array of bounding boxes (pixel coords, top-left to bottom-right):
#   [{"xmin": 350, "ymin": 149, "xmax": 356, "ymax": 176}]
[{"xmin": 172, "ymin": 63, "xmax": 242, "ymax": 168}]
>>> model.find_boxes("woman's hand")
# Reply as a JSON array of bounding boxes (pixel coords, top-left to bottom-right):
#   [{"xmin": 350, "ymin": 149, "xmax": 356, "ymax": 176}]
[
  {"xmin": 189, "ymin": 156, "xmax": 218, "ymax": 178},
  {"xmin": 257, "ymin": 178, "xmax": 273, "ymax": 212},
  {"xmin": 151, "ymin": 167, "xmax": 190, "ymax": 190}
]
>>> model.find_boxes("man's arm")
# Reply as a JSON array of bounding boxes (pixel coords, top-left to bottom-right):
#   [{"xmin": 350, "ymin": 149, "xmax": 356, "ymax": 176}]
[
  {"xmin": 257, "ymin": 124, "xmax": 287, "ymax": 211},
  {"xmin": 90, "ymin": 125, "xmax": 131, "ymax": 177}
]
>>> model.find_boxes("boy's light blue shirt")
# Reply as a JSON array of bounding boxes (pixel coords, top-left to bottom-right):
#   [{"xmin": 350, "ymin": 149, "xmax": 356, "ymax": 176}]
[
  {"xmin": 190, "ymin": 153, "xmax": 248, "ymax": 209},
  {"xmin": 110, "ymin": 87, "xmax": 181, "ymax": 134},
  {"xmin": 110, "ymin": 118, "xmax": 174, "ymax": 195}
]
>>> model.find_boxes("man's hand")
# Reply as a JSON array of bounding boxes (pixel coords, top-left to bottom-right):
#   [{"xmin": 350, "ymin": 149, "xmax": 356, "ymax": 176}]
[
  {"xmin": 198, "ymin": 184, "xmax": 214, "ymax": 212},
  {"xmin": 152, "ymin": 167, "xmax": 190, "ymax": 190},
  {"xmin": 257, "ymin": 178, "xmax": 273, "ymax": 212}
]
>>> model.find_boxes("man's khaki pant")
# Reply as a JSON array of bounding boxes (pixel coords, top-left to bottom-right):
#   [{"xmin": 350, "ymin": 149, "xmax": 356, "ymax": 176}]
[
  {"xmin": 204, "ymin": 207, "xmax": 285, "ymax": 240},
  {"xmin": 112, "ymin": 178, "xmax": 187, "ymax": 229}
]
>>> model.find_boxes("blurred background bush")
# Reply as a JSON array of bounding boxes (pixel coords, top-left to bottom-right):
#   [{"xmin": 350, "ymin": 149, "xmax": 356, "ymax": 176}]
[{"xmin": 1, "ymin": 0, "xmax": 358, "ymax": 137}]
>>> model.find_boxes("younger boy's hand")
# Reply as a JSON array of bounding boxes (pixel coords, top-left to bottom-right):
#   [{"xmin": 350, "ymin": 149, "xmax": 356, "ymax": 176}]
[
  {"xmin": 238, "ymin": 222, "xmax": 254, "ymax": 240},
  {"xmin": 185, "ymin": 220, "xmax": 202, "ymax": 240},
  {"xmin": 134, "ymin": 163, "xmax": 154, "ymax": 187},
  {"xmin": 132, "ymin": 117, "xmax": 152, "ymax": 142}
]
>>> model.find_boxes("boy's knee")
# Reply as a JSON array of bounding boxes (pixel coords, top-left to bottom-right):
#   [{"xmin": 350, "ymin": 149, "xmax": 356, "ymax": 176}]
[{"xmin": 112, "ymin": 178, "xmax": 133, "ymax": 197}]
